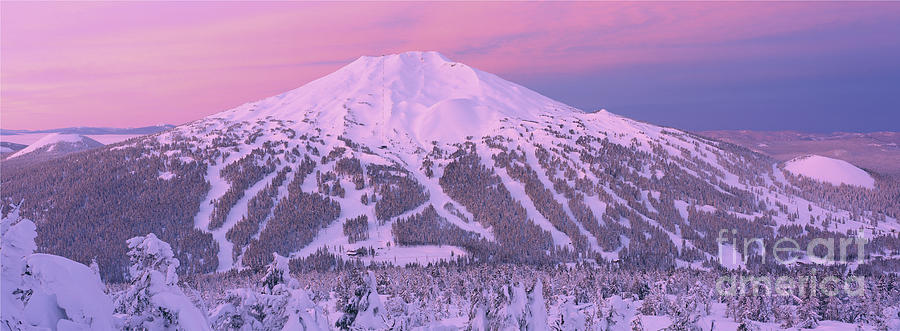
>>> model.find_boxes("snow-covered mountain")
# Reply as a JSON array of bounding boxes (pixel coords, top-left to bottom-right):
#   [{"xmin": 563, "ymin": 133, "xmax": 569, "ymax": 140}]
[
  {"xmin": 784, "ymin": 155, "xmax": 875, "ymax": 189},
  {"xmin": 5, "ymin": 133, "xmax": 103, "ymax": 160},
  {"xmin": 2, "ymin": 51, "xmax": 898, "ymax": 281}
]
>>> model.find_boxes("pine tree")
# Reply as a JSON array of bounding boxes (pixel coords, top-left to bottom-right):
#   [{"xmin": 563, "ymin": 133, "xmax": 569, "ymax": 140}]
[
  {"xmin": 336, "ymin": 271, "xmax": 384, "ymax": 330},
  {"xmin": 863, "ymin": 292, "xmax": 888, "ymax": 331},
  {"xmin": 1, "ymin": 207, "xmax": 38, "ymax": 329},
  {"xmin": 774, "ymin": 297, "xmax": 796, "ymax": 329},
  {"xmin": 114, "ymin": 233, "xmax": 211, "ymax": 330},
  {"xmin": 667, "ymin": 294, "xmax": 700, "ymax": 331},
  {"xmin": 823, "ymin": 294, "xmax": 844, "ymax": 322},
  {"xmin": 630, "ymin": 314, "xmax": 645, "ymax": 331},
  {"xmin": 552, "ymin": 295, "xmax": 587, "ymax": 331},
  {"xmin": 526, "ymin": 279, "xmax": 548, "ymax": 331},
  {"xmin": 687, "ymin": 281, "xmax": 712, "ymax": 316},
  {"xmin": 640, "ymin": 281, "xmax": 667, "ymax": 315},
  {"xmin": 796, "ymin": 294, "xmax": 821, "ymax": 329}
]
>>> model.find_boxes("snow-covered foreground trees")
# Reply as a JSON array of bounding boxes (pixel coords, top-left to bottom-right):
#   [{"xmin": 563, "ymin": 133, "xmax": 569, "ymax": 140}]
[
  {"xmin": 335, "ymin": 271, "xmax": 384, "ymax": 330},
  {"xmin": 114, "ymin": 233, "xmax": 211, "ymax": 330},
  {"xmin": 468, "ymin": 279, "xmax": 548, "ymax": 331},
  {"xmin": 4, "ymin": 206, "xmax": 900, "ymax": 330},
  {"xmin": 210, "ymin": 254, "xmax": 329, "ymax": 330},
  {"xmin": 1, "ymin": 207, "xmax": 114, "ymax": 330}
]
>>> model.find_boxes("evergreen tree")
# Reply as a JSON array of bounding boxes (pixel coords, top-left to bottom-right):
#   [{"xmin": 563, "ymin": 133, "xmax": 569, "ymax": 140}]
[
  {"xmin": 552, "ymin": 295, "xmax": 587, "ymax": 331},
  {"xmin": 336, "ymin": 271, "xmax": 384, "ymax": 330},
  {"xmin": 114, "ymin": 233, "xmax": 211, "ymax": 330},
  {"xmin": 666, "ymin": 294, "xmax": 700, "ymax": 331},
  {"xmin": 630, "ymin": 314, "xmax": 645, "ymax": 331},
  {"xmin": 796, "ymin": 294, "xmax": 821, "ymax": 329}
]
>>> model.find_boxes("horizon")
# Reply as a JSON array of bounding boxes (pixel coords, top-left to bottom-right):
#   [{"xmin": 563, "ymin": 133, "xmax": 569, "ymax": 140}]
[{"xmin": 2, "ymin": 2, "xmax": 899, "ymax": 132}]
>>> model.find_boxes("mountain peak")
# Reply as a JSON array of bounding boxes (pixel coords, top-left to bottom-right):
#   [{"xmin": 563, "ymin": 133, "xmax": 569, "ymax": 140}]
[
  {"xmin": 349, "ymin": 51, "xmax": 452, "ymax": 66},
  {"xmin": 214, "ymin": 51, "xmax": 579, "ymax": 146}
]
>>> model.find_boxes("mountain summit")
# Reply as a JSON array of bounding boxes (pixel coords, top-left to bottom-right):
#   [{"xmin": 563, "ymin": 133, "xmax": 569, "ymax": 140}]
[
  {"xmin": 214, "ymin": 51, "xmax": 578, "ymax": 146},
  {"xmin": 3, "ymin": 52, "xmax": 897, "ymax": 281}
]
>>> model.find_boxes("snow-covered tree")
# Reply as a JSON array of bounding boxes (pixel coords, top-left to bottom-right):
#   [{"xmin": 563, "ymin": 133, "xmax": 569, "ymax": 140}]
[
  {"xmin": 639, "ymin": 281, "xmax": 667, "ymax": 316},
  {"xmin": 774, "ymin": 299, "xmax": 796, "ymax": 329},
  {"xmin": 114, "ymin": 233, "xmax": 211, "ymax": 330},
  {"xmin": 630, "ymin": 314, "xmax": 645, "ymax": 331},
  {"xmin": 666, "ymin": 294, "xmax": 700, "ymax": 331},
  {"xmin": 796, "ymin": 294, "xmax": 821, "ymax": 329},
  {"xmin": 823, "ymin": 294, "xmax": 843, "ymax": 322},
  {"xmin": 1, "ymin": 206, "xmax": 115, "ymax": 330},
  {"xmin": 0, "ymin": 207, "xmax": 36, "ymax": 330},
  {"xmin": 552, "ymin": 295, "xmax": 589, "ymax": 331},
  {"xmin": 526, "ymin": 279, "xmax": 548, "ymax": 331},
  {"xmin": 336, "ymin": 271, "xmax": 385, "ymax": 330},
  {"xmin": 595, "ymin": 295, "xmax": 627, "ymax": 331},
  {"xmin": 687, "ymin": 281, "xmax": 712, "ymax": 316},
  {"xmin": 467, "ymin": 288, "xmax": 490, "ymax": 331},
  {"xmin": 211, "ymin": 253, "xmax": 328, "ymax": 331},
  {"xmin": 861, "ymin": 292, "xmax": 888, "ymax": 331},
  {"xmin": 209, "ymin": 288, "xmax": 266, "ymax": 331}
]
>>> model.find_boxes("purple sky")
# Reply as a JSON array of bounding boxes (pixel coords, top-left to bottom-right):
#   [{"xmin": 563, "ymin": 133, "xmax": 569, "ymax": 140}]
[{"xmin": 2, "ymin": 2, "xmax": 898, "ymax": 132}]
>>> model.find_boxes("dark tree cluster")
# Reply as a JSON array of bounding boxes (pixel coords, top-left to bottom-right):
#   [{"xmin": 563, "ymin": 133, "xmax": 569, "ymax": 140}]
[
  {"xmin": 0, "ymin": 144, "xmax": 217, "ymax": 282},
  {"xmin": 504, "ymin": 157, "xmax": 591, "ymax": 253},
  {"xmin": 343, "ymin": 215, "xmax": 370, "ymax": 243},
  {"xmin": 288, "ymin": 247, "xmax": 363, "ymax": 273},
  {"xmin": 209, "ymin": 148, "xmax": 277, "ymax": 230},
  {"xmin": 439, "ymin": 144, "xmax": 554, "ymax": 263},
  {"xmin": 335, "ymin": 157, "xmax": 366, "ymax": 189},
  {"xmin": 242, "ymin": 161, "xmax": 341, "ymax": 269},
  {"xmin": 226, "ymin": 166, "xmax": 292, "ymax": 260},
  {"xmin": 781, "ymin": 170, "xmax": 900, "ymax": 221},
  {"xmin": 391, "ymin": 205, "xmax": 488, "ymax": 252},
  {"xmin": 367, "ymin": 164, "xmax": 429, "ymax": 222},
  {"xmin": 316, "ymin": 171, "xmax": 346, "ymax": 198}
]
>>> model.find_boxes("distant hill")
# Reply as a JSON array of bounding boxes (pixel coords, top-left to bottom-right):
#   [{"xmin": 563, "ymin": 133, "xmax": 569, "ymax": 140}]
[
  {"xmin": 5, "ymin": 133, "xmax": 104, "ymax": 161},
  {"xmin": 699, "ymin": 130, "xmax": 900, "ymax": 175},
  {"xmin": 0, "ymin": 124, "xmax": 174, "ymax": 136},
  {"xmin": 0, "ymin": 142, "xmax": 27, "ymax": 156}
]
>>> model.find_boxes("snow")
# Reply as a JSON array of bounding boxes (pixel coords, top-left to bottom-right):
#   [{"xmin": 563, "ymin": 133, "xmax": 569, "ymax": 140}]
[
  {"xmin": 25, "ymin": 254, "xmax": 115, "ymax": 330},
  {"xmin": 6, "ymin": 133, "xmax": 104, "ymax": 159},
  {"xmin": 2, "ymin": 209, "xmax": 115, "ymax": 330},
  {"xmin": 150, "ymin": 291, "xmax": 211, "ymax": 331},
  {"xmin": 212, "ymin": 51, "xmax": 574, "ymax": 148},
  {"xmin": 117, "ymin": 233, "xmax": 212, "ymax": 330},
  {"xmin": 9, "ymin": 133, "xmax": 84, "ymax": 158},
  {"xmin": 784, "ymin": 155, "xmax": 875, "ymax": 189}
]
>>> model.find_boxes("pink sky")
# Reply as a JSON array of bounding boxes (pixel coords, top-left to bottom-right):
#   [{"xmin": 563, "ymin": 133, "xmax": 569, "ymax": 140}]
[{"xmin": 2, "ymin": 2, "xmax": 898, "ymax": 130}]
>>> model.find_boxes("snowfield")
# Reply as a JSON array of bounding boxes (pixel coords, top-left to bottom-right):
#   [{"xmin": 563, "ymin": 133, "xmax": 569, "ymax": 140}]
[{"xmin": 784, "ymin": 155, "xmax": 875, "ymax": 189}]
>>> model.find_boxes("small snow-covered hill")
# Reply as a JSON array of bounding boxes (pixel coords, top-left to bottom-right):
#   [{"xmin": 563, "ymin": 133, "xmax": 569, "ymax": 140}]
[
  {"xmin": 2, "ymin": 51, "xmax": 898, "ymax": 281},
  {"xmin": 0, "ymin": 142, "xmax": 27, "ymax": 156},
  {"xmin": 784, "ymin": 155, "xmax": 875, "ymax": 189},
  {"xmin": 6, "ymin": 133, "xmax": 103, "ymax": 160}
]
